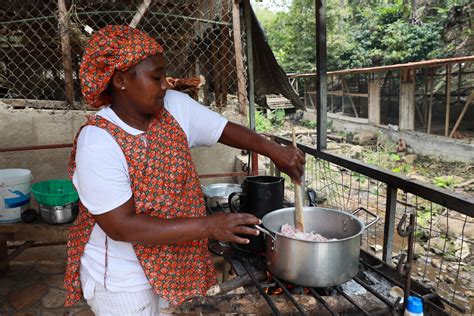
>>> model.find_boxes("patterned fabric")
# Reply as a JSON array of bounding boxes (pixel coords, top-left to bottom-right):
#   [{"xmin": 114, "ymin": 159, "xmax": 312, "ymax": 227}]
[
  {"xmin": 80, "ymin": 25, "xmax": 163, "ymax": 108},
  {"xmin": 64, "ymin": 109, "xmax": 216, "ymax": 306}
]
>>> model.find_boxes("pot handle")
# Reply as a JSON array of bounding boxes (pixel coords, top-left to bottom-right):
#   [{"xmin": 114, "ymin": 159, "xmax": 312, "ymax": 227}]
[
  {"xmin": 228, "ymin": 191, "xmax": 245, "ymax": 213},
  {"xmin": 351, "ymin": 207, "xmax": 379, "ymax": 230},
  {"xmin": 254, "ymin": 225, "xmax": 275, "ymax": 241}
]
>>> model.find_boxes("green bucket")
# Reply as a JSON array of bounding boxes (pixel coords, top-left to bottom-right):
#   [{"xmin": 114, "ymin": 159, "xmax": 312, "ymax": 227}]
[{"xmin": 31, "ymin": 179, "xmax": 79, "ymax": 206}]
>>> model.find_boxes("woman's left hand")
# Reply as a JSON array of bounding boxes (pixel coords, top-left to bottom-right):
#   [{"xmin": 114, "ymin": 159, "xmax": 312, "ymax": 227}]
[{"xmin": 270, "ymin": 144, "xmax": 306, "ymax": 184}]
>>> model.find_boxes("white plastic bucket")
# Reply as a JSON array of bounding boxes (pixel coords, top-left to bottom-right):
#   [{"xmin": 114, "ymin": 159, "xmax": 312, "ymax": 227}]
[{"xmin": 0, "ymin": 169, "xmax": 33, "ymax": 223}]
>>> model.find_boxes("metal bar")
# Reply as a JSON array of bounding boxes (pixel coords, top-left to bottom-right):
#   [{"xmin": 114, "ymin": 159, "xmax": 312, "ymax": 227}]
[
  {"xmin": 0, "ymin": 143, "xmax": 73, "ymax": 153},
  {"xmin": 315, "ymin": 0, "xmax": 327, "ymax": 150},
  {"xmin": 272, "ymin": 276, "xmax": 309, "ymax": 316},
  {"xmin": 383, "ymin": 186, "xmax": 397, "ymax": 264},
  {"xmin": 243, "ymin": 0, "xmax": 255, "ymax": 131},
  {"xmin": 308, "ymin": 288, "xmax": 337, "ymax": 316},
  {"xmin": 334, "ymin": 286, "xmax": 369, "ymax": 315},
  {"xmin": 240, "ymin": 258, "xmax": 281, "ymax": 316},
  {"xmin": 270, "ymin": 137, "xmax": 473, "ymax": 215},
  {"xmin": 359, "ymin": 260, "xmax": 460, "ymax": 314},
  {"xmin": 198, "ymin": 171, "xmax": 247, "ymax": 179},
  {"xmin": 7, "ymin": 241, "xmax": 66, "ymax": 249},
  {"xmin": 353, "ymin": 276, "xmax": 394, "ymax": 308}
]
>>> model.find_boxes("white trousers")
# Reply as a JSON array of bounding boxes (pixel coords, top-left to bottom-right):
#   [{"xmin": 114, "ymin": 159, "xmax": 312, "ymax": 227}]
[{"xmin": 80, "ymin": 267, "xmax": 169, "ymax": 316}]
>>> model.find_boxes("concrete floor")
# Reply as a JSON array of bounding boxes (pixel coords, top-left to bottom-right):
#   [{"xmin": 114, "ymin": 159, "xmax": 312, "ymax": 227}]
[{"xmin": 0, "ymin": 244, "xmax": 227, "ymax": 315}]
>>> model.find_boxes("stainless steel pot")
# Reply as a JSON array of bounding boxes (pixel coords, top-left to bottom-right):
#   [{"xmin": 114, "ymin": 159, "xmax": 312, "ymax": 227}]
[
  {"xmin": 202, "ymin": 183, "xmax": 242, "ymax": 208},
  {"xmin": 39, "ymin": 202, "xmax": 79, "ymax": 224},
  {"xmin": 258, "ymin": 206, "xmax": 378, "ymax": 287}
]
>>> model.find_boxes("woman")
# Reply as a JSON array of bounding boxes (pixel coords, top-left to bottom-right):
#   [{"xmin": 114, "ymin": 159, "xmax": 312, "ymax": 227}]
[{"xmin": 64, "ymin": 25, "xmax": 305, "ymax": 315}]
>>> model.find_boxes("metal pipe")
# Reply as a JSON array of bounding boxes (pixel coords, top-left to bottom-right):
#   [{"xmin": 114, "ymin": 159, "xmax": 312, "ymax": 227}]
[
  {"xmin": 315, "ymin": 0, "xmax": 327, "ymax": 150},
  {"xmin": 272, "ymin": 275, "xmax": 309, "ymax": 316},
  {"xmin": 383, "ymin": 186, "xmax": 397, "ymax": 264},
  {"xmin": 198, "ymin": 171, "xmax": 247, "ymax": 179},
  {"xmin": 0, "ymin": 143, "xmax": 73, "ymax": 153},
  {"xmin": 243, "ymin": 0, "xmax": 255, "ymax": 131}
]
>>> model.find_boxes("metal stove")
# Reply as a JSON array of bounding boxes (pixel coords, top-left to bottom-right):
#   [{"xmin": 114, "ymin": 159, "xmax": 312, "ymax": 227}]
[{"xmin": 206, "ymin": 240, "xmax": 456, "ymax": 316}]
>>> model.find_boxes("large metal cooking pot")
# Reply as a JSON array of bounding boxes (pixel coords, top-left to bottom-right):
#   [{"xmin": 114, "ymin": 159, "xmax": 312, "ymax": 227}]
[
  {"xmin": 258, "ymin": 206, "xmax": 378, "ymax": 287},
  {"xmin": 202, "ymin": 183, "xmax": 242, "ymax": 208}
]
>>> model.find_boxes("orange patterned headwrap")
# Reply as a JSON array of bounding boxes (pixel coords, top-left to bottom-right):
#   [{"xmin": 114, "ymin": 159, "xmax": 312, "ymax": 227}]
[{"xmin": 80, "ymin": 25, "xmax": 164, "ymax": 108}]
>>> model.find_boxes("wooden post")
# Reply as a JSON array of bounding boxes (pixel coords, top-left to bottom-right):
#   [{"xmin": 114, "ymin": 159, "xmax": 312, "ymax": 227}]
[
  {"xmin": 444, "ymin": 65, "xmax": 452, "ymax": 137},
  {"xmin": 129, "ymin": 0, "xmax": 152, "ymax": 28},
  {"xmin": 342, "ymin": 77, "xmax": 358, "ymax": 117},
  {"xmin": 399, "ymin": 68, "xmax": 416, "ymax": 131},
  {"xmin": 0, "ymin": 239, "xmax": 8, "ymax": 272},
  {"xmin": 58, "ymin": 0, "xmax": 74, "ymax": 106},
  {"xmin": 449, "ymin": 91, "xmax": 473, "ymax": 138},
  {"xmin": 426, "ymin": 70, "xmax": 434, "ymax": 134},
  {"xmin": 232, "ymin": 0, "xmax": 248, "ymax": 115},
  {"xmin": 368, "ymin": 74, "xmax": 381, "ymax": 125},
  {"xmin": 457, "ymin": 63, "xmax": 462, "ymax": 116}
]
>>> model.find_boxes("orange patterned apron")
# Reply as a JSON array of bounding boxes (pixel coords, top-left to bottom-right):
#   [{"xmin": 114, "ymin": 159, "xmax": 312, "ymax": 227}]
[{"xmin": 64, "ymin": 108, "xmax": 216, "ymax": 306}]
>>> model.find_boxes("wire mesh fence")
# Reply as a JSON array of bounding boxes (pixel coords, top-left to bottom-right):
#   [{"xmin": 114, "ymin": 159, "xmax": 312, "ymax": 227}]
[
  {"xmin": 305, "ymin": 156, "xmax": 472, "ymax": 313},
  {"xmin": 1, "ymin": 0, "xmax": 247, "ymax": 111},
  {"xmin": 258, "ymin": 142, "xmax": 472, "ymax": 314}
]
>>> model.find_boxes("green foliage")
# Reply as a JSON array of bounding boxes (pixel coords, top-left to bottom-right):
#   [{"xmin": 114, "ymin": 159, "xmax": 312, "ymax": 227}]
[
  {"xmin": 256, "ymin": 0, "xmax": 455, "ymax": 71},
  {"xmin": 300, "ymin": 119, "xmax": 316, "ymax": 129},
  {"xmin": 433, "ymin": 176, "xmax": 458, "ymax": 189},
  {"xmin": 269, "ymin": 109, "xmax": 286, "ymax": 127},
  {"xmin": 255, "ymin": 110, "xmax": 273, "ymax": 132}
]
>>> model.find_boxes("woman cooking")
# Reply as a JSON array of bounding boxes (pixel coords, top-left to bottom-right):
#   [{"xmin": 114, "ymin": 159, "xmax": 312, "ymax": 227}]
[{"xmin": 64, "ymin": 25, "xmax": 305, "ymax": 315}]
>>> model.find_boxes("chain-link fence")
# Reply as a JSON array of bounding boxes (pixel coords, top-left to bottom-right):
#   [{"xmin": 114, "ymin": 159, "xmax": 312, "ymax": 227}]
[{"xmin": 1, "ymin": 0, "xmax": 247, "ymax": 111}]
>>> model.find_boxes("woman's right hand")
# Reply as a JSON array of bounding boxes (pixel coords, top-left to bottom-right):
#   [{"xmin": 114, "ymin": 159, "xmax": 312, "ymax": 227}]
[{"xmin": 207, "ymin": 212, "xmax": 261, "ymax": 244}]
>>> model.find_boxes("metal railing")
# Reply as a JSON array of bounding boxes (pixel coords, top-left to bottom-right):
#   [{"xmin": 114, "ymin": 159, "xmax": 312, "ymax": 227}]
[{"xmin": 265, "ymin": 135, "xmax": 473, "ymax": 314}]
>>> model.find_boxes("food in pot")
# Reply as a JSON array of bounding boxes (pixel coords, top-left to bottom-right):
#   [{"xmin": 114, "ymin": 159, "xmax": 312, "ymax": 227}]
[{"xmin": 280, "ymin": 223, "xmax": 336, "ymax": 241}]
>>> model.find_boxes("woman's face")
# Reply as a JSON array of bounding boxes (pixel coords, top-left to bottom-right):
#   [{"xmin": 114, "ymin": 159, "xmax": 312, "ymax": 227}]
[{"xmin": 118, "ymin": 53, "xmax": 169, "ymax": 115}]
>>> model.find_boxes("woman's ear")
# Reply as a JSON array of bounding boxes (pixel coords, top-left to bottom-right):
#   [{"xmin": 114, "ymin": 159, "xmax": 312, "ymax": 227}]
[{"xmin": 111, "ymin": 71, "xmax": 126, "ymax": 90}]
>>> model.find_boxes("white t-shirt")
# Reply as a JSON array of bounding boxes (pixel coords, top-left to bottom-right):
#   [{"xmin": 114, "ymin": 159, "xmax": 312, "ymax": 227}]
[{"xmin": 73, "ymin": 90, "xmax": 228, "ymax": 292}]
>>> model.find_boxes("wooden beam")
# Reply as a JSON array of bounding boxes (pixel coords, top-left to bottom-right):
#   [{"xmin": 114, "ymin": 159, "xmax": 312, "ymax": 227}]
[
  {"xmin": 368, "ymin": 75, "xmax": 381, "ymax": 125},
  {"xmin": 341, "ymin": 77, "xmax": 359, "ymax": 117},
  {"xmin": 327, "ymin": 91, "xmax": 368, "ymax": 97},
  {"xmin": 232, "ymin": 0, "xmax": 248, "ymax": 115},
  {"xmin": 426, "ymin": 71, "xmax": 434, "ymax": 134},
  {"xmin": 58, "ymin": 0, "xmax": 74, "ymax": 106},
  {"xmin": 444, "ymin": 65, "xmax": 452, "ymax": 137},
  {"xmin": 129, "ymin": 0, "xmax": 152, "ymax": 28},
  {"xmin": 449, "ymin": 91, "xmax": 473, "ymax": 138},
  {"xmin": 399, "ymin": 68, "xmax": 416, "ymax": 131}
]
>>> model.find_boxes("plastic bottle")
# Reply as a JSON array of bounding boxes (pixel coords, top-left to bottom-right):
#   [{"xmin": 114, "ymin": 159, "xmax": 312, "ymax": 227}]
[{"xmin": 404, "ymin": 296, "xmax": 424, "ymax": 316}]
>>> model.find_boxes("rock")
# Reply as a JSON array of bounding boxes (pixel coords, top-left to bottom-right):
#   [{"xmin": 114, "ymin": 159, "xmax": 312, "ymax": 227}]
[
  {"xmin": 349, "ymin": 145, "xmax": 364, "ymax": 159},
  {"xmin": 427, "ymin": 237, "xmax": 454, "ymax": 255},
  {"xmin": 370, "ymin": 244, "xmax": 383, "ymax": 252},
  {"xmin": 7, "ymin": 282, "xmax": 48, "ymax": 310},
  {"xmin": 408, "ymin": 173, "xmax": 430, "ymax": 184},
  {"xmin": 45, "ymin": 274, "xmax": 65, "ymax": 288},
  {"xmin": 42, "ymin": 288, "xmax": 66, "ymax": 308},
  {"xmin": 431, "ymin": 258, "xmax": 441, "ymax": 268},
  {"xmin": 414, "ymin": 242, "xmax": 426, "ymax": 255},
  {"xmin": 454, "ymin": 240, "xmax": 470, "ymax": 260},
  {"xmin": 403, "ymin": 154, "xmax": 417, "ymax": 164},
  {"xmin": 436, "ymin": 214, "xmax": 474, "ymax": 239},
  {"xmin": 354, "ymin": 131, "xmax": 377, "ymax": 145}
]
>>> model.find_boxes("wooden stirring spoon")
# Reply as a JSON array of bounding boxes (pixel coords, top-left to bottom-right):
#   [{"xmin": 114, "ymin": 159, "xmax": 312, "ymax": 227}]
[{"xmin": 292, "ymin": 128, "xmax": 305, "ymax": 232}]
